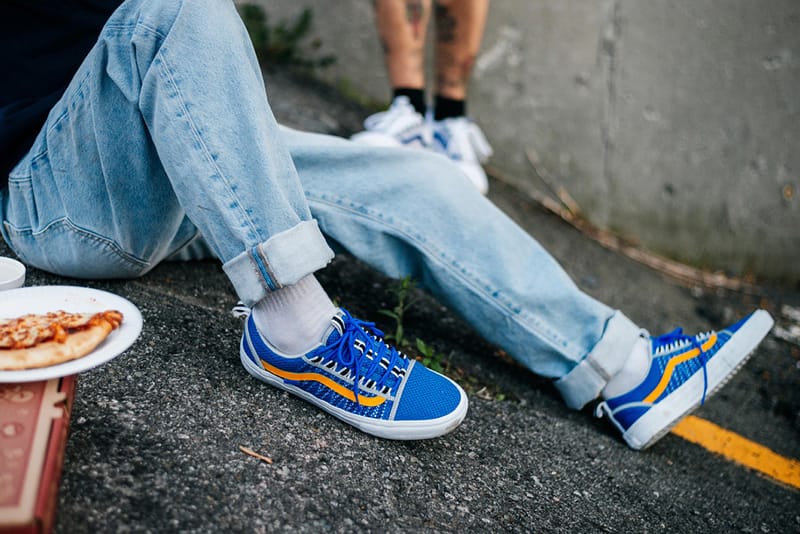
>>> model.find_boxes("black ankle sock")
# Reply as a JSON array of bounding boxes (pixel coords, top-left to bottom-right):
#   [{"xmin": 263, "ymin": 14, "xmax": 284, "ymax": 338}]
[
  {"xmin": 433, "ymin": 95, "xmax": 466, "ymax": 121},
  {"xmin": 393, "ymin": 87, "xmax": 427, "ymax": 116}
]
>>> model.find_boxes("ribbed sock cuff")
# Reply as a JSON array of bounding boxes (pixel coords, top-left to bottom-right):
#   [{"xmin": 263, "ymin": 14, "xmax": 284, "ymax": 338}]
[
  {"xmin": 252, "ymin": 274, "xmax": 336, "ymax": 355},
  {"xmin": 433, "ymin": 95, "xmax": 466, "ymax": 121},
  {"xmin": 393, "ymin": 87, "xmax": 427, "ymax": 116}
]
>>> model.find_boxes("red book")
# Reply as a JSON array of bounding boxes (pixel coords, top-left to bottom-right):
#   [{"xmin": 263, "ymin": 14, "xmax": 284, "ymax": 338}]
[{"xmin": 0, "ymin": 376, "xmax": 76, "ymax": 534}]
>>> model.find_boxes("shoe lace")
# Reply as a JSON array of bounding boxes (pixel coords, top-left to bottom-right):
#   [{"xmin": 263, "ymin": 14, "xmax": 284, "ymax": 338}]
[
  {"xmin": 320, "ymin": 309, "xmax": 403, "ymax": 405},
  {"xmin": 363, "ymin": 97, "xmax": 423, "ymax": 136},
  {"xmin": 653, "ymin": 328, "xmax": 710, "ymax": 404}
]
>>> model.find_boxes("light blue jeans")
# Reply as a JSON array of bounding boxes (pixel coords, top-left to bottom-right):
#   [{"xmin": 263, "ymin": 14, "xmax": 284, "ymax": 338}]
[{"xmin": 0, "ymin": 0, "xmax": 640, "ymax": 409}]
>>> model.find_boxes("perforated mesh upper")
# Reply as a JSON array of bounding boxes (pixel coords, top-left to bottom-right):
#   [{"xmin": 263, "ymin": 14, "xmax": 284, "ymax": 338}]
[{"xmin": 394, "ymin": 363, "xmax": 462, "ymax": 421}]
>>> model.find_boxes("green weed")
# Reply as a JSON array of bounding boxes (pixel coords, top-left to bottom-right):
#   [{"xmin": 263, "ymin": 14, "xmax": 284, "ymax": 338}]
[
  {"xmin": 238, "ymin": 4, "xmax": 336, "ymax": 69},
  {"xmin": 378, "ymin": 276, "xmax": 511, "ymax": 402},
  {"xmin": 415, "ymin": 338, "xmax": 449, "ymax": 374},
  {"xmin": 378, "ymin": 276, "xmax": 418, "ymax": 347},
  {"xmin": 334, "ymin": 77, "xmax": 387, "ymax": 113}
]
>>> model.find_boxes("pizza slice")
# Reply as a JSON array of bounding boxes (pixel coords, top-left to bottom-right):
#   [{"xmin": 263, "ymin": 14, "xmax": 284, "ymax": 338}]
[{"xmin": 0, "ymin": 310, "xmax": 124, "ymax": 370}]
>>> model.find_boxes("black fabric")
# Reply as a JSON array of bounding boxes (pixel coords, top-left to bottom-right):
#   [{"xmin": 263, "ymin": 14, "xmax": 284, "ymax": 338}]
[
  {"xmin": 392, "ymin": 87, "xmax": 427, "ymax": 117},
  {"xmin": 433, "ymin": 95, "xmax": 466, "ymax": 121},
  {"xmin": 1, "ymin": 0, "xmax": 121, "ymax": 188}
]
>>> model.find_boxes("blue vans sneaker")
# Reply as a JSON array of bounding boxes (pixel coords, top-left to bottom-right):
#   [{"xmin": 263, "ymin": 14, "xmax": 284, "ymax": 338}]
[
  {"xmin": 595, "ymin": 310, "xmax": 774, "ymax": 450},
  {"xmin": 240, "ymin": 308, "xmax": 468, "ymax": 440}
]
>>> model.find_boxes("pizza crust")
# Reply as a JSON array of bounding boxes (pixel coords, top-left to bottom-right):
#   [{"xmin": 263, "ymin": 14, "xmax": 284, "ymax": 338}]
[
  {"xmin": 0, "ymin": 323, "xmax": 113, "ymax": 371},
  {"xmin": 0, "ymin": 311, "xmax": 122, "ymax": 371}
]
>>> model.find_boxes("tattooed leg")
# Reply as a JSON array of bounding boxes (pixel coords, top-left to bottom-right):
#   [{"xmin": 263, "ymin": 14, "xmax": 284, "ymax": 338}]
[
  {"xmin": 374, "ymin": 0, "xmax": 432, "ymax": 90},
  {"xmin": 433, "ymin": 0, "xmax": 489, "ymax": 101}
]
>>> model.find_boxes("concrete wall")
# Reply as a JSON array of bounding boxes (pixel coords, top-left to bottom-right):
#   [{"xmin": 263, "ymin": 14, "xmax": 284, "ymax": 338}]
[{"xmin": 252, "ymin": 0, "xmax": 800, "ymax": 283}]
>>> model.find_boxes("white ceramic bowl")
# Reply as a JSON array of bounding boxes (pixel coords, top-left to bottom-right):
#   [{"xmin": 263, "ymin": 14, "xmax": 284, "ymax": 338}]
[{"xmin": 0, "ymin": 257, "xmax": 26, "ymax": 291}]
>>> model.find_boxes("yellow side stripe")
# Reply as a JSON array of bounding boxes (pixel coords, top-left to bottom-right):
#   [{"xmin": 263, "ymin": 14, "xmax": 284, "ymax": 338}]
[
  {"xmin": 672, "ymin": 415, "xmax": 800, "ymax": 490},
  {"xmin": 642, "ymin": 334, "xmax": 718, "ymax": 403},
  {"xmin": 259, "ymin": 359, "xmax": 388, "ymax": 407}
]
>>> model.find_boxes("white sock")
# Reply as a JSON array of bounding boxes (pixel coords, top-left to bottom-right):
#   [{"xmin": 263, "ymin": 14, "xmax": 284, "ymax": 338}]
[
  {"xmin": 602, "ymin": 336, "xmax": 652, "ymax": 398},
  {"xmin": 251, "ymin": 274, "xmax": 337, "ymax": 355}
]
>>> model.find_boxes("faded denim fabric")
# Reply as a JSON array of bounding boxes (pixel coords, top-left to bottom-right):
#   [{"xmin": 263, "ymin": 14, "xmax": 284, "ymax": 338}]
[{"xmin": 0, "ymin": 0, "xmax": 640, "ymax": 409}]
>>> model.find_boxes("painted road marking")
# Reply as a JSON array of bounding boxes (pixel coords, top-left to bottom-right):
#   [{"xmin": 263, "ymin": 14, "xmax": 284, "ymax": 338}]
[{"xmin": 671, "ymin": 415, "xmax": 800, "ymax": 490}]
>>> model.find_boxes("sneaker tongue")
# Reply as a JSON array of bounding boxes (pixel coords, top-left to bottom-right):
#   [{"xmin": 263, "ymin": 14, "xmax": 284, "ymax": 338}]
[{"xmin": 319, "ymin": 311, "xmax": 403, "ymax": 389}]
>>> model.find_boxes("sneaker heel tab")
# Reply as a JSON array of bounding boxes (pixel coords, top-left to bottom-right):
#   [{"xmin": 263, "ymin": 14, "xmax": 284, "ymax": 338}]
[{"xmin": 231, "ymin": 302, "xmax": 252, "ymax": 320}]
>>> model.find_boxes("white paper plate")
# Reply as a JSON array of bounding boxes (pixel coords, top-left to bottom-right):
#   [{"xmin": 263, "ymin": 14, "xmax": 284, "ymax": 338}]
[{"xmin": 0, "ymin": 286, "xmax": 142, "ymax": 383}]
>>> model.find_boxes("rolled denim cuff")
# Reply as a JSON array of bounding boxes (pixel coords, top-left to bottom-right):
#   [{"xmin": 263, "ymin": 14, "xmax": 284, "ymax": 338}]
[
  {"xmin": 554, "ymin": 311, "xmax": 641, "ymax": 410},
  {"xmin": 223, "ymin": 220, "xmax": 334, "ymax": 306}
]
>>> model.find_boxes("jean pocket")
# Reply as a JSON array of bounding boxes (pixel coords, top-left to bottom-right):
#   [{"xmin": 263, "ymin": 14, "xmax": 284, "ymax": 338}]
[{"xmin": 3, "ymin": 216, "xmax": 151, "ymax": 279}]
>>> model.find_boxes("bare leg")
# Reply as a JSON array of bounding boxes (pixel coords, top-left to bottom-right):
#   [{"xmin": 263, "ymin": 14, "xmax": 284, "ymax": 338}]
[
  {"xmin": 433, "ymin": 0, "xmax": 489, "ymax": 101},
  {"xmin": 375, "ymin": 0, "xmax": 433, "ymax": 91}
]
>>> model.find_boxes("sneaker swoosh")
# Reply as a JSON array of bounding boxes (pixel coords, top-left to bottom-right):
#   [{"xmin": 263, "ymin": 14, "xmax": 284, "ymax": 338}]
[
  {"xmin": 258, "ymin": 359, "xmax": 389, "ymax": 407},
  {"xmin": 642, "ymin": 333, "xmax": 718, "ymax": 403}
]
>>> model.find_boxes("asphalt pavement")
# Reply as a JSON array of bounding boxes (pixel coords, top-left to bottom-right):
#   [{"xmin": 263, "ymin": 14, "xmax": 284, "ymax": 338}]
[{"xmin": 3, "ymin": 68, "xmax": 798, "ymax": 533}]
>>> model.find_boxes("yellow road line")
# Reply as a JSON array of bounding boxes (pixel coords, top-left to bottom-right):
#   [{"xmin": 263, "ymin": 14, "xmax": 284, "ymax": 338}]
[{"xmin": 671, "ymin": 415, "xmax": 800, "ymax": 490}]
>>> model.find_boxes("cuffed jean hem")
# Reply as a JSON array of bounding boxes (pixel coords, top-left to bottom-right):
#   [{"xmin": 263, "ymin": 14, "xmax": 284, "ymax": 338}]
[
  {"xmin": 222, "ymin": 220, "xmax": 334, "ymax": 306},
  {"xmin": 554, "ymin": 311, "xmax": 642, "ymax": 410}
]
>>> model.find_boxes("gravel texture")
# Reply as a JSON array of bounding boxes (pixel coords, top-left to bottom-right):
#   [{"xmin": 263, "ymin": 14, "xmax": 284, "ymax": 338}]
[{"xmin": 2, "ymin": 68, "xmax": 797, "ymax": 533}]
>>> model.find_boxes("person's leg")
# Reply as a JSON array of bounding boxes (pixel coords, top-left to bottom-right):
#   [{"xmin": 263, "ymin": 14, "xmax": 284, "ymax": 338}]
[
  {"xmin": 284, "ymin": 127, "xmax": 640, "ymax": 410},
  {"xmin": 0, "ymin": 0, "xmax": 466, "ymax": 440},
  {"xmin": 427, "ymin": 0, "xmax": 493, "ymax": 194},
  {"xmin": 283, "ymin": 126, "xmax": 774, "ymax": 449},
  {"xmin": 432, "ymin": 0, "xmax": 488, "ymax": 105},
  {"xmin": 350, "ymin": 1, "xmax": 432, "ymax": 150},
  {"xmin": 376, "ymin": 0, "xmax": 432, "ymax": 113},
  {"xmin": 1, "ymin": 0, "xmax": 333, "ymax": 303}
]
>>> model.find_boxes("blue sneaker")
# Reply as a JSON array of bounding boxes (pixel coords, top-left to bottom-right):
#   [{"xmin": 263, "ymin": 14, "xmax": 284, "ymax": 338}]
[
  {"xmin": 240, "ymin": 308, "xmax": 468, "ymax": 440},
  {"xmin": 595, "ymin": 310, "xmax": 774, "ymax": 450}
]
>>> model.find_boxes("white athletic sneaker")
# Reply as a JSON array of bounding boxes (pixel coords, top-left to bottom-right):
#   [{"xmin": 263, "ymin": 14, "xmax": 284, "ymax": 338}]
[
  {"xmin": 350, "ymin": 96, "xmax": 430, "ymax": 149},
  {"xmin": 431, "ymin": 117, "xmax": 493, "ymax": 195}
]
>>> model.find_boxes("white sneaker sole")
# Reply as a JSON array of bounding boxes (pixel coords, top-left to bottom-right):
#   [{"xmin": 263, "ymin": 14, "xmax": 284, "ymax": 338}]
[
  {"xmin": 240, "ymin": 341, "xmax": 468, "ymax": 440},
  {"xmin": 350, "ymin": 130, "xmax": 432, "ymax": 152},
  {"xmin": 454, "ymin": 160, "xmax": 489, "ymax": 195},
  {"xmin": 349, "ymin": 130, "xmax": 405, "ymax": 148},
  {"xmin": 621, "ymin": 309, "xmax": 774, "ymax": 450}
]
